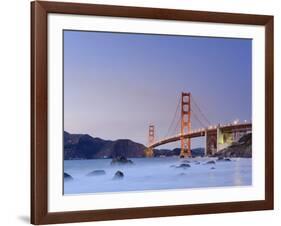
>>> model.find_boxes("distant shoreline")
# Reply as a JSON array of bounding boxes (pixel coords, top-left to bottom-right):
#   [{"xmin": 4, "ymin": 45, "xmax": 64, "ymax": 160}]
[
  {"xmin": 64, "ymin": 131, "xmax": 251, "ymax": 160},
  {"xmin": 64, "ymin": 156, "xmax": 252, "ymax": 161}
]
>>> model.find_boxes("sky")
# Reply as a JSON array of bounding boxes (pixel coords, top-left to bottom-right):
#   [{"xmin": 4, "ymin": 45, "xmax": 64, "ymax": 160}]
[{"xmin": 63, "ymin": 30, "xmax": 252, "ymax": 149}]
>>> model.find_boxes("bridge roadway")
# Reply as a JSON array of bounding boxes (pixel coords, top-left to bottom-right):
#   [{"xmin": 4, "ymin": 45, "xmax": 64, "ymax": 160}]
[{"xmin": 148, "ymin": 123, "xmax": 252, "ymax": 149}]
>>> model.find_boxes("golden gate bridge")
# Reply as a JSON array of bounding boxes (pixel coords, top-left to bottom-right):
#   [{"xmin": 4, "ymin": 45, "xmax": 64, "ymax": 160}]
[{"xmin": 145, "ymin": 92, "xmax": 252, "ymax": 158}]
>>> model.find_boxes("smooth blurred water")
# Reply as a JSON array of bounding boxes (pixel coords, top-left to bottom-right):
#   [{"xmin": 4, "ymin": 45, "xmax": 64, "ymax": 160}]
[{"xmin": 64, "ymin": 157, "xmax": 252, "ymax": 195}]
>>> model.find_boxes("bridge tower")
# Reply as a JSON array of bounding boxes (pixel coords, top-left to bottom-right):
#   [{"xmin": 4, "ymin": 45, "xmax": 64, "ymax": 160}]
[
  {"xmin": 180, "ymin": 92, "xmax": 191, "ymax": 158},
  {"xmin": 145, "ymin": 124, "xmax": 155, "ymax": 157}
]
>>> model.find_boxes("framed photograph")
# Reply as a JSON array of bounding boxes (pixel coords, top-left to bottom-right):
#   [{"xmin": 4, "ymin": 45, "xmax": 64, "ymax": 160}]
[{"xmin": 31, "ymin": 1, "xmax": 274, "ymax": 224}]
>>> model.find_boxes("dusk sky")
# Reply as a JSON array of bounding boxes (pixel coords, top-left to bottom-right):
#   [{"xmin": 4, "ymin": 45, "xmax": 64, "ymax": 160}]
[{"xmin": 64, "ymin": 30, "xmax": 252, "ymax": 149}]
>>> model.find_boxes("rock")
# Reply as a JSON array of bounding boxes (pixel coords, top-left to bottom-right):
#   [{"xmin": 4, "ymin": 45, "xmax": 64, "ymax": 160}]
[
  {"xmin": 210, "ymin": 167, "xmax": 216, "ymax": 170},
  {"xmin": 113, "ymin": 170, "xmax": 124, "ymax": 179},
  {"xmin": 176, "ymin": 163, "xmax": 191, "ymax": 169},
  {"xmin": 87, "ymin": 170, "xmax": 106, "ymax": 176},
  {"xmin": 182, "ymin": 160, "xmax": 190, "ymax": 163},
  {"xmin": 212, "ymin": 133, "xmax": 252, "ymax": 158},
  {"xmin": 195, "ymin": 161, "xmax": 201, "ymax": 165},
  {"xmin": 205, "ymin": 160, "xmax": 216, "ymax": 165},
  {"xmin": 64, "ymin": 172, "xmax": 73, "ymax": 180},
  {"xmin": 216, "ymin": 156, "xmax": 231, "ymax": 162},
  {"xmin": 216, "ymin": 157, "xmax": 231, "ymax": 162},
  {"xmin": 111, "ymin": 156, "xmax": 134, "ymax": 165},
  {"xmin": 170, "ymin": 165, "xmax": 176, "ymax": 168}
]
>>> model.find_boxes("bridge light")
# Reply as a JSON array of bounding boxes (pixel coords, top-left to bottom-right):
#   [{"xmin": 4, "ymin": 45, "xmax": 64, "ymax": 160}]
[{"xmin": 233, "ymin": 119, "xmax": 239, "ymax": 125}]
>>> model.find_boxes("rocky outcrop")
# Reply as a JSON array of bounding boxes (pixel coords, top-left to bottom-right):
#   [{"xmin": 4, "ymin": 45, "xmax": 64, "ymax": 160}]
[{"xmin": 213, "ymin": 133, "xmax": 252, "ymax": 158}]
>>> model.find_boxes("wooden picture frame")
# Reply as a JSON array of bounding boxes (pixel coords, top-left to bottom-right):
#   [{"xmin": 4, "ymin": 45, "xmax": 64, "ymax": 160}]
[{"xmin": 31, "ymin": 1, "xmax": 274, "ymax": 224}]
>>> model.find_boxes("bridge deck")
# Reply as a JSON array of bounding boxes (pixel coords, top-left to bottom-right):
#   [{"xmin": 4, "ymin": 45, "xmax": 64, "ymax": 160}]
[{"xmin": 148, "ymin": 123, "xmax": 252, "ymax": 149}]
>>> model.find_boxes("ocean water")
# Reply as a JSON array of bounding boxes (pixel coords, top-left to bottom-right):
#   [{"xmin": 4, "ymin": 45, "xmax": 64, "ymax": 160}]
[{"xmin": 64, "ymin": 157, "xmax": 252, "ymax": 195}]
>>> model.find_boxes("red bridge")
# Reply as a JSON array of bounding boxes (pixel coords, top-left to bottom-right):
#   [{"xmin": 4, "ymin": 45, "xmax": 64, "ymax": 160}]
[{"xmin": 145, "ymin": 92, "xmax": 252, "ymax": 157}]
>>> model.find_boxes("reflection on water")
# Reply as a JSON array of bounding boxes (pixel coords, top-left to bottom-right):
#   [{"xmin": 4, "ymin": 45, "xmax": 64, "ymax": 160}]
[
  {"xmin": 234, "ymin": 163, "xmax": 242, "ymax": 185},
  {"xmin": 64, "ymin": 157, "xmax": 252, "ymax": 195}
]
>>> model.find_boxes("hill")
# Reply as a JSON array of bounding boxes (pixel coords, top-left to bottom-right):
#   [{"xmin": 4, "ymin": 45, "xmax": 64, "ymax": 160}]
[{"xmin": 64, "ymin": 131, "xmax": 146, "ymax": 159}]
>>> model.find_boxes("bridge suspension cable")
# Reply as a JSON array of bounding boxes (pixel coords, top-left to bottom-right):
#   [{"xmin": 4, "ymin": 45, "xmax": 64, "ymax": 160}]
[
  {"xmin": 191, "ymin": 109, "xmax": 208, "ymax": 128},
  {"xmin": 191, "ymin": 95, "xmax": 211, "ymax": 126},
  {"xmin": 172, "ymin": 116, "xmax": 181, "ymax": 136},
  {"xmin": 164, "ymin": 95, "xmax": 181, "ymax": 138}
]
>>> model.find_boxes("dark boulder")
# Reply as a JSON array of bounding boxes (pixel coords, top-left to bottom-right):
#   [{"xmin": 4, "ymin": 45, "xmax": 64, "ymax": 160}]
[
  {"xmin": 111, "ymin": 156, "xmax": 134, "ymax": 165},
  {"xmin": 87, "ymin": 170, "xmax": 106, "ymax": 176},
  {"xmin": 210, "ymin": 167, "xmax": 216, "ymax": 170},
  {"xmin": 216, "ymin": 157, "xmax": 231, "ymax": 162},
  {"xmin": 176, "ymin": 163, "xmax": 191, "ymax": 169},
  {"xmin": 113, "ymin": 170, "xmax": 124, "ymax": 179},
  {"xmin": 205, "ymin": 160, "xmax": 216, "ymax": 165},
  {"xmin": 64, "ymin": 172, "xmax": 73, "ymax": 180}
]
